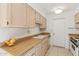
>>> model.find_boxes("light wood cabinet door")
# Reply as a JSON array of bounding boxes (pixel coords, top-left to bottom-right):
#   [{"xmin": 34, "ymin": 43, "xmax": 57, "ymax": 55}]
[
  {"xmin": 29, "ymin": 6, "xmax": 36, "ymax": 28},
  {"xmin": 39, "ymin": 16, "xmax": 46, "ymax": 29},
  {"xmin": 35, "ymin": 43, "xmax": 42, "ymax": 56},
  {"xmin": 42, "ymin": 17, "xmax": 46, "ymax": 28},
  {"xmin": 0, "ymin": 4, "xmax": 2, "ymax": 26},
  {"xmin": 41, "ymin": 39, "xmax": 49, "ymax": 56},
  {"xmin": 35, "ymin": 11, "xmax": 41, "ymax": 24},
  {"xmin": 75, "ymin": 12, "xmax": 79, "ymax": 24},
  {"xmin": 23, "ymin": 47, "xmax": 36, "ymax": 56},
  {"xmin": 35, "ymin": 12, "xmax": 46, "ymax": 29},
  {"xmin": 0, "ymin": 3, "xmax": 46, "ymax": 28},
  {"xmin": 26, "ymin": 4, "xmax": 36, "ymax": 28},
  {"xmin": 75, "ymin": 12, "xmax": 79, "ymax": 28},
  {"xmin": 0, "ymin": 3, "xmax": 11, "ymax": 26},
  {"xmin": 26, "ymin": 4, "xmax": 30, "ymax": 28},
  {"xmin": 11, "ymin": 3, "xmax": 27, "ymax": 27}
]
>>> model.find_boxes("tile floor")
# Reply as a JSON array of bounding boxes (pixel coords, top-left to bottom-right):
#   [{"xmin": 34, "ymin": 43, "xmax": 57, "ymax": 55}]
[{"xmin": 45, "ymin": 46, "xmax": 73, "ymax": 56}]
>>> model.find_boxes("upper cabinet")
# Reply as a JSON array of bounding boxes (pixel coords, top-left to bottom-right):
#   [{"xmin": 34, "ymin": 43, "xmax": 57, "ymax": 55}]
[
  {"xmin": 0, "ymin": 3, "xmax": 46, "ymax": 29},
  {"xmin": 11, "ymin": 3, "xmax": 27, "ymax": 27},
  {"xmin": 39, "ymin": 15, "xmax": 46, "ymax": 29},
  {"xmin": 0, "ymin": 3, "xmax": 11, "ymax": 27},
  {"xmin": 27, "ymin": 5, "xmax": 36, "ymax": 28},
  {"xmin": 35, "ymin": 11, "xmax": 40, "ymax": 24},
  {"xmin": 35, "ymin": 11, "xmax": 46, "ymax": 29},
  {"xmin": 0, "ymin": 3, "xmax": 27, "ymax": 27},
  {"xmin": 75, "ymin": 12, "xmax": 79, "ymax": 28},
  {"xmin": 11, "ymin": 3, "xmax": 35, "ymax": 28},
  {"xmin": 11, "ymin": 4, "xmax": 36, "ymax": 28},
  {"xmin": 75, "ymin": 12, "xmax": 79, "ymax": 24},
  {"xmin": 40, "ymin": 16, "xmax": 46, "ymax": 29}
]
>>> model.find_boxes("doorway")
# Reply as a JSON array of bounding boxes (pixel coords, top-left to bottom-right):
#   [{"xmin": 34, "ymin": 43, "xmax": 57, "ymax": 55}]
[{"xmin": 53, "ymin": 19, "xmax": 65, "ymax": 47}]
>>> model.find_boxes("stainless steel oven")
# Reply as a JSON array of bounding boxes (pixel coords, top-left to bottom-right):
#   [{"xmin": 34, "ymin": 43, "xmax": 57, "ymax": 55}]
[{"xmin": 70, "ymin": 39, "xmax": 79, "ymax": 56}]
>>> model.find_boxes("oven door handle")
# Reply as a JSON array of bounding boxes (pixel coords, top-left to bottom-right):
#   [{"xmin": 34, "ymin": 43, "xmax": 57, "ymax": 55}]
[{"xmin": 70, "ymin": 40, "xmax": 78, "ymax": 47}]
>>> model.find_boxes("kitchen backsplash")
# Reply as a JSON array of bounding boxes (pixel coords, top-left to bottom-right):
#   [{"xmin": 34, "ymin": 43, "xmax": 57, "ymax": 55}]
[{"xmin": 0, "ymin": 26, "xmax": 40, "ymax": 42}]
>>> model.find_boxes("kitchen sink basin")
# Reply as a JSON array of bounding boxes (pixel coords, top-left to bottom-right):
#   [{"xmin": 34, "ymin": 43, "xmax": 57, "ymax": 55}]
[{"xmin": 33, "ymin": 35, "xmax": 48, "ymax": 39}]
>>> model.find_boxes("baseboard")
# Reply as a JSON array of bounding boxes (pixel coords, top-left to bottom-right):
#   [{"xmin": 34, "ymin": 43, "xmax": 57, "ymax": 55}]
[
  {"xmin": 52, "ymin": 45, "xmax": 65, "ymax": 48},
  {"xmin": 50, "ymin": 45, "xmax": 70, "ymax": 50}
]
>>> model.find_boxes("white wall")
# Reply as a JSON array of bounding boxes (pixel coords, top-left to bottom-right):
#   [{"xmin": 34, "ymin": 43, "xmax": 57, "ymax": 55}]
[
  {"xmin": 46, "ymin": 9, "xmax": 79, "ymax": 48},
  {"xmin": 0, "ymin": 26, "xmax": 40, "ymax": 42}
]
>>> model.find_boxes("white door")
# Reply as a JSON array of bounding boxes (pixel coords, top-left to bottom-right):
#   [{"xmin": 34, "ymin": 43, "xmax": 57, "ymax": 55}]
[{"xmin": 53, "ymin": 19, "xmax": 65, "ymax": 47}]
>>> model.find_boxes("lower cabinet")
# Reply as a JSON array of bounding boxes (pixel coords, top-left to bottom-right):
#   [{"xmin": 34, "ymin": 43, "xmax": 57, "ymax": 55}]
[
  {"xmin": 23, "ymin": 47, "xmax": 36, "ymax": 56},
  {"xmin": 41, "ymin": 39, "xmax": 49, "ymax": 56},
  {"xmin": 35, "ymin": 43, "xmax": 42, "ymax": 56},
  {"xmin": 23, "ymin": 37, "xmax": 49, "ymax": 56}
]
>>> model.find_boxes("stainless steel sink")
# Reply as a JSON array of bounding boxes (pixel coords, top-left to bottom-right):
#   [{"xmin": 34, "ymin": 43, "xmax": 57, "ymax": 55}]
[{"xmin": 33, "ymin": 35, "xmax": 48, "ymax": 39}]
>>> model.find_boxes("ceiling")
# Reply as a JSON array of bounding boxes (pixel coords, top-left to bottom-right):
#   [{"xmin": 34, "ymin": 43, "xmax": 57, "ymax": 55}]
[{"xmin": 29, "ymin": 3, "xmax": 79, "ymax": 19}]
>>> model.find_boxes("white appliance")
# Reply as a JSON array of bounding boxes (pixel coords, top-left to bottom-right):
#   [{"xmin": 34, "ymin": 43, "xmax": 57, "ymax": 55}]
[{"xmin": 70, "ymin": 39, "xmax": 79, "ymax": 56}]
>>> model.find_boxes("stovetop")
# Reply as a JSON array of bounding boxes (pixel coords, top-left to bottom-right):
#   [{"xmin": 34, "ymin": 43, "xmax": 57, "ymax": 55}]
[{"xmin": 70, "ymin": 39, "xmax": 79, "ymax": 47}]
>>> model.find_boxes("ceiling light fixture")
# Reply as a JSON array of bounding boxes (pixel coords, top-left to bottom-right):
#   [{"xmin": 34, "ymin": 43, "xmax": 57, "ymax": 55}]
[{"xmin": 54, "ymin": 8, "xmax": 63, "ymax": 14}]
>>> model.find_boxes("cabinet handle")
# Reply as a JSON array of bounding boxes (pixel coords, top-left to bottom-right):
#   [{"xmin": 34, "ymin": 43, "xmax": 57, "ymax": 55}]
[{"xmin": 7, "ymin": 21, "xmax": 9, "ymax": 25}]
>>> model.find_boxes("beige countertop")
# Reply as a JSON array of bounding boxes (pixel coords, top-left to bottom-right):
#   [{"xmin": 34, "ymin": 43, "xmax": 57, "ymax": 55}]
[
  {"xmin": 69, "ymin": 34, "xmax": 79, "ymax": 40},
  {"xmin": 2, "ymin": 37, "xmax": 42, "ymax": 56},
  {"xmin": 1, "ymin": 32, "xmax": 50, "ymax": 56}
]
